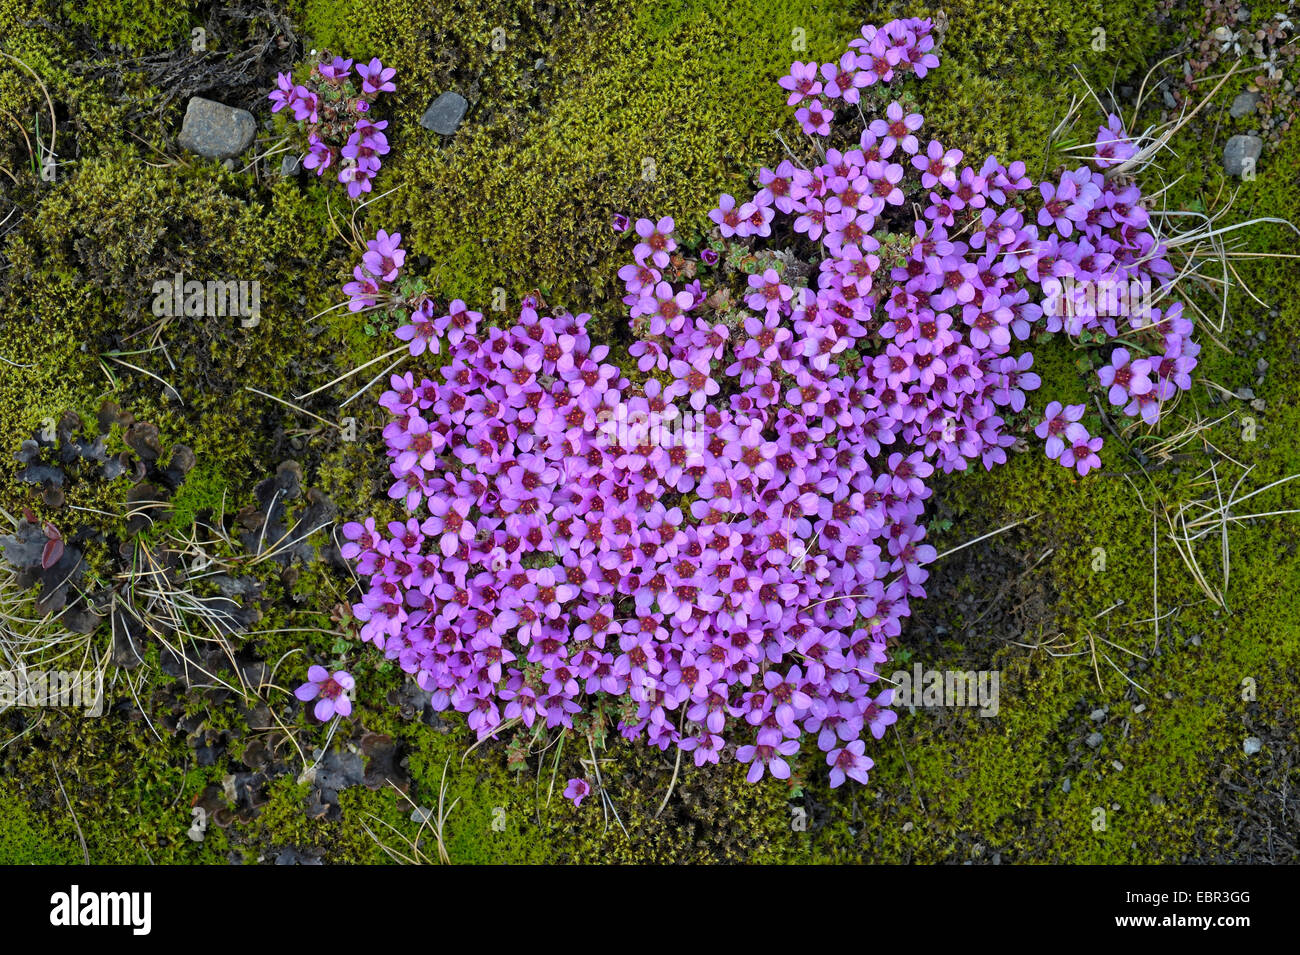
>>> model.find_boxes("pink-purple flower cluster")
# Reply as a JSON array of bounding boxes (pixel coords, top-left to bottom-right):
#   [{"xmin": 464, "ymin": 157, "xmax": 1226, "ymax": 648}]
[
  {"xmin": 1025, "ymin": 115, "xmax": 1197, "ymax": 471},
  {"xmin": 270, "ymin": 54, "xmax": 396, "ymax": 199},
  {"xmin": 783, "ymin": 18, "xmax": 940, "ymax": 136},
  {"xmin": 335, "ymin": 17, "xmax": 1197, "ymax": 786}
]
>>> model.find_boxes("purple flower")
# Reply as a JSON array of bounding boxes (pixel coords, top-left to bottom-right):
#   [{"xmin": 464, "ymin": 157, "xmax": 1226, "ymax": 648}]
[
  {"xmin": 303, "ymin": 133, "xmax": 335, "ymax": 175},
  {"xmin": 869, "ymin": 101, "xmax": 923, "ymax": 155},
  {"xmin": 356, "ymin": 57, "xmax": 397, "ymax": 95},
  {"xmin": 736, "ymin": 730, "xmax": 800, "ymax": 783},
  {"xmin": 795, "ymin": 99, "xmax": 833, "ymax": 137},
  {"xmin": 912, "ymin": 140, "xmax": 962, "ymax": 190},
  {"xmin": 363, "ymin": 229, "xmax": 405, "ymax": 282},
  {"xmin": 745, "ymin": 268, "xmax": 793, "ymax": 313},
  {"xmin": 1059, "ymin": 431, "xmax": 1104, "ymax": 476},
  {"xmin": 1097, "ymin": 347, "xmax": 1154, "ymax": 409},
  {"xmin": 342, "ymin": 266, "xmax": 382, "ymax": 311},
  {"xmin": 827, "ymin": 739, "xmax": 873, "ymax": 787},
  {"xmin": 864, "ymin": 691, "xmax": 898, "ymax": 739},
  {"xmin": 563, "ymin": 778, "xmax": 591, "ymax": 806},
  {"xmin": 269, "ymin": 73, "xmax": 296, "ymax": 113},
  {"xmin": 634, "ymin": 216, "xmax": 676, "ymax": 268},
  {"xmin": 1034, "ymin": 401, "xmax": 1088, "ymax": 460},
  {"xmin": 778, "ymin": 60, "xmax": 823, "ymax": 105},
  {"xmin": 317, "ymin": 56, "xmax": 354, "ymax": 82},
  {"xmin": 1093, "ymin": 113, "xmax": 1138, "ymax": 168},
  {"xmin": 1037, "ymin": 172, "xmax": 1101, "ymax": 238},
  {"xmin": 295, "ymin": 666, "xmax": 355, "ymax": 721},
  {"xmin": 611, "ymin": 212, "xmax": 630, "ymax": 232}
]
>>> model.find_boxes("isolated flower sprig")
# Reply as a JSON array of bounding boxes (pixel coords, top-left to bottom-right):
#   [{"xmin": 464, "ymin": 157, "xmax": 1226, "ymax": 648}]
[
  {"xmin": 295, "ymin": 666, "xmax": 355, "ymax": 721},
  {"xmin": 270, "ymin": 54, "xmax": 396, "ymax": 199}
]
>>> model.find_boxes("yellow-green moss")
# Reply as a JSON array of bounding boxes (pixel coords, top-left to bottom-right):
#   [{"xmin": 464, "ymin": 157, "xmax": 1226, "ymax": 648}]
[{"xmin": 61, "ymin": 0, "xmax": 191, "ymax": 54}]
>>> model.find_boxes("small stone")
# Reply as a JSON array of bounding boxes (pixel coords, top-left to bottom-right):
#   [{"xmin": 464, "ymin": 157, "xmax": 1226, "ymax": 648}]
[
  {"xmin": 1061, "ymin": 777, "xmax": 1072, "ymax": 793},
  {"xmin": 1223, "ymin": 134, "xmax": 1263, "ymax": 176},
  {"xmin": 1133, "ymin": 703, "xmax": 1146, "ymax": 714},
  {"xmin": 1089, "ymin": 708, "xmax": 1107, "ymax": 722},
  {"xmin": 1237, "ymin": 385, "xmax": 1255, "ymax": 399},
  {"xmin": 1162, "ymin": 88, "xmax": 1177, "ymax": 109},
  {"xmin": 1230, "ymin": 91, "xmax": 1260, "ymax": 118},
  {"xmin": 410, "ymin": 807, "xmax": 435, "ymax": 825},
  {"xmin": 1112, "ymin": 760, "xmax": 1124, "ymax": 771},
  {"xmin": 1243, "ymin": 736, "xmax": 1263, "ymax": 755},
  {"xmin": 902, "ymin": 821, "xmax": 913, "ymax": 832},
  {"xmin": 280, "ymin": 153, "xmax": 302, "ymax": 177},
  {"xmin": 1086, "ymin": 731, "xmax": 1104, "ymax": 748},
  {"xmin": 1251, "ymin": 398, "xmax": 1267, "ymax": 412},
  {"xmin": 419, "ymin": 91, "xmax": 469, "ymax": 135},
  {"xmin": 1256, "ymin": 358, "xmax": 1269, "ymax": 374},
  {"xmin": 178, "ymin": 96, "xmax": 256, "ymax": 159}
]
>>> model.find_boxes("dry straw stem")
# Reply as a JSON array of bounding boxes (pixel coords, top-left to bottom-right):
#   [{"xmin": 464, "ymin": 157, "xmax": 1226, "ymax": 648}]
[
  {"xmin": 1162, "ymin": 458, "xmax": 1300, "ymax": 609},
  {"xmin": 0, "ymin": 51, "xmax": 57, "ymax": 161},
  {"xmin": 361, "ymin": 763, "xmax": 460, "ymax": 865}
]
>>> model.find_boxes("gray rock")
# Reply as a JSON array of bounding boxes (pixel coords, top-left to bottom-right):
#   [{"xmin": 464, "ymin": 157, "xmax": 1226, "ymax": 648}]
[
  {"xmin": 1086, "ymin": 731, "xmax": 1104, "ymax": 749},
  {"xmin": 178, "ymin": 97, "xmax": 256, "ymax": 159},
  {"xmin": 1230, "ymin": 90, "xmax": 1260, "ymax": 118},
  {"xmin": 280, "ymin": 153, "xmax": 302, "ymax": 177},
  {"xmin": 1243, "ymin": 736, "xmax": 1263, "ymax": 755},
  {"xmin": 1223, "ymin": 134, "xmax": 1263, "ymax": 176},
  {"xmin": 1089, "ymin": 708, "xmax": 1107, "ymax": 722},
  {"xmin": 419, "ymin": 91, "xmax": 469, "ymax": 135}
]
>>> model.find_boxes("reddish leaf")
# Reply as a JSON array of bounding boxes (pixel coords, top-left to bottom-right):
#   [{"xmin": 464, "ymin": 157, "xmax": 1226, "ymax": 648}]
[{"xmin": 41, "ymin": 537, "xmax": 64, "ymax": 570}]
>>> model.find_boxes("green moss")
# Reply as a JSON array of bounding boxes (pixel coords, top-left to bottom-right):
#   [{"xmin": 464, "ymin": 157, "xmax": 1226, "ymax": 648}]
[
  {"xmin": 0, "ymin": 782, "xmax": 83, "ymax": 863},
  {"xmin": 166, "ymin": 461, "xmax": 230, "ymax": 531},
  {"xmin": 308, "ymin": 0, "xmax": 857, "ymax": 310},
  {"xmin": 0, "ymin": 155, "xmax": 363, "ymax": 481},
  {"xmin": 61, "ymin": 0, "xmax": 191, "ymax": 53},
  {"xmin": 896, "ymin": 0, "xmax": 1164, "ymax": 161}
]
